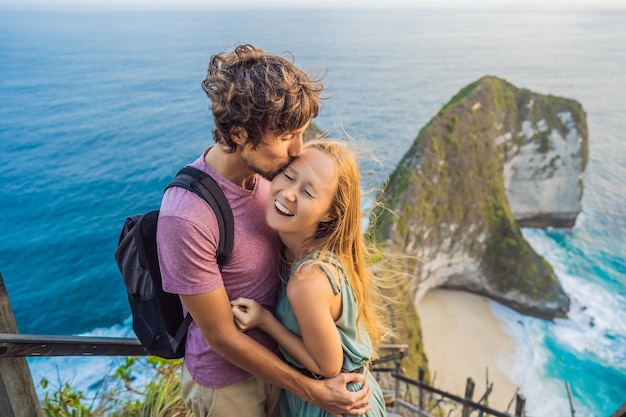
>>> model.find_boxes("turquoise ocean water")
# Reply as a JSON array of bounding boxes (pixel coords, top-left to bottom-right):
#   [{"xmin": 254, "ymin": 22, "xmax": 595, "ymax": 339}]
[{"xmin": 1, "ymin": 7, "xmax": 624, "ymax": 416}]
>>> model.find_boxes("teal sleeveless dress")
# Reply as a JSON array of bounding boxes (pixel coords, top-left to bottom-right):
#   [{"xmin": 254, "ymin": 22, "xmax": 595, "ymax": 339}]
[{"xmin": 275, "ymin": 251, "xmax": 386, "ymax": 417}]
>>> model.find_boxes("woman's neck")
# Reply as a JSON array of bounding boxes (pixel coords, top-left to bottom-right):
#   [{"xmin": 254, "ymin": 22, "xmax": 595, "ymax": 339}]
[{"xmin": 279, "ymin": 233, "xmax": 312, "ymax": 264}]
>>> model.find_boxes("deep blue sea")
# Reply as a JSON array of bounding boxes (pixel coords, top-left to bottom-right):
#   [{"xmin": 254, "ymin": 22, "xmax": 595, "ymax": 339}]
[{"xmin": 1, "ymin": 7, "xmax": 624, "ymax": 416}]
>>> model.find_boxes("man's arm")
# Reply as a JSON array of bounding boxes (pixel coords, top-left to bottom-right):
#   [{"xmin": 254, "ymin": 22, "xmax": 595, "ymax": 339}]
[{"xmin": 181, "ymin": 287, "xmax": 372, "ymax": 415}]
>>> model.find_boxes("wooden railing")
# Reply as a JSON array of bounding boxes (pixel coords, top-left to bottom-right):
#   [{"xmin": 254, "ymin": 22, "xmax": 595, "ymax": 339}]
[
  {"xmin": 370, "ymin": 345, "xmax": 526, "ymax": 417},
  {"xmin": 0, "ymin": 333, "xmax": 145, "ymax": 358}
]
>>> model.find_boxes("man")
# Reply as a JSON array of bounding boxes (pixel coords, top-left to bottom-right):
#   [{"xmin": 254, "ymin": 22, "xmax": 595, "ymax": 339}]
[{"xmin": 157, "ymin": 44, "xmax": 372, "ymax": 417}]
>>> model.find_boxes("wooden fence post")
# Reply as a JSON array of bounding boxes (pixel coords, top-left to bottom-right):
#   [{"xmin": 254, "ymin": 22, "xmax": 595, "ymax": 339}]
[
  {"xmin": 565, "ymin": 381, "xmax": 576, "ymax": 416},
  {"xmin": 418, "ymin": 366, "xmax": 425, "ymax": 411},
  {"xmin": 514, "ymin": 393, "xmax": 526, "ymax": 417},
  {"xmin": 393, "ymin": 352, "xmax": 401, "ymax": 412},
  {"xmin": 461, "ymin": 377, "xmax": 475, "ymax": 417},
  {"xmin": 0, "ymin": 273, "xmax": 43, "ymax": 417}
]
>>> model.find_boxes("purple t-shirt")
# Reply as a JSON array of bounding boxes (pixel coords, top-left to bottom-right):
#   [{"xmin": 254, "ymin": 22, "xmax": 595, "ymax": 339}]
[{"xmin": 157, "ymin": 147, "xmax": 282, "ymax": 388}]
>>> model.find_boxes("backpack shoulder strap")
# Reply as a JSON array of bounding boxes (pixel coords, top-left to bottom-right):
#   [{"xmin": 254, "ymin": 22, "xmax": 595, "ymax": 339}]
[
  {"xmin": 162, "ymin": 166, "xmax": 234, "ymax": 346},
  {"xmin": 166, "ymin": 166, "xmax": 234, "ymax": 268}
]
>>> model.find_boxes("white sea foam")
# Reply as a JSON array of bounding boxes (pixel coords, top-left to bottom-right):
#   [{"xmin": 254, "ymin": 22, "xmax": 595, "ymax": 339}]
[
  {"xmin": 554, "ymin": 275, "xmax": 626, "ymax": 369},
  {"xmin": 523, "ymin": 228, "xmax": 626, "ymax": 371},
  {"xmin": 492, "ymin": 301, "xmax": 598, "ymax": 417},
  {"xmin": 488, "ymin": 227, "xmax": 624, "ymax": 416}
]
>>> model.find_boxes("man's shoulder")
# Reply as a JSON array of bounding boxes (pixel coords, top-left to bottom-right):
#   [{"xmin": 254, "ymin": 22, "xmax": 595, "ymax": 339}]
[{"xmin": 159, "ymin": 183, "xmax": 218, "ymax": 224}]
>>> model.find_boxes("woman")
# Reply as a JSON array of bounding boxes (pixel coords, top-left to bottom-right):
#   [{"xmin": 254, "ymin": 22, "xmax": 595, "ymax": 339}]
[{"xmin": 232, "ymin": 138, "xmax": 387, "ymax": 416}]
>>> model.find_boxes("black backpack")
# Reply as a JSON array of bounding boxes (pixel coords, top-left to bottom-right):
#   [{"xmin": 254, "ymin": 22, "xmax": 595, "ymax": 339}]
[{"xmin": 114, "ymin": 166, "xmax": 234, "ymax": 359}]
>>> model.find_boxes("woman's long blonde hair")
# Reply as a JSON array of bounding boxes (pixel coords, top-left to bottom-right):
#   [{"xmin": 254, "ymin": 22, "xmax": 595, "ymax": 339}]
[{"xmin": 300, "ymin": 138, "xmax": 386, "ymax": 347}]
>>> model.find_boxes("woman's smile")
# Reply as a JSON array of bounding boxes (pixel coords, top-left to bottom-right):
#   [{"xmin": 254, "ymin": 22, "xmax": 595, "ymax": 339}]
[{"xmin": 274, "ymin": 200, "xmax": 294, "ymax": 216}]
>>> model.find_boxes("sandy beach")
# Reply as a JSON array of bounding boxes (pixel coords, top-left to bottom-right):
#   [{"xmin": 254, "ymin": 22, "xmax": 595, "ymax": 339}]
[{"xmin": 416, "ymin": 289, "xmax": 521, "ymax": 412}]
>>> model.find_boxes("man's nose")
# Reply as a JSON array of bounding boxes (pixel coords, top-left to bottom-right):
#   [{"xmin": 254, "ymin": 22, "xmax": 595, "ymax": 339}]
[{"xmin": 288, "ymin": 134, "xmax": 303, "ymax": 158}]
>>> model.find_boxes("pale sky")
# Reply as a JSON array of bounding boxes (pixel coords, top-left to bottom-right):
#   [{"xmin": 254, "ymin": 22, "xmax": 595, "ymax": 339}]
[{"xmin": 2, "ymin": 0, "xmax": 625, "ymax": 11}]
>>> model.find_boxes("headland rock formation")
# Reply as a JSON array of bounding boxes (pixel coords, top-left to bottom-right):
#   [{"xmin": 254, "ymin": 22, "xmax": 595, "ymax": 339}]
[{"xmin": 370, "ymin": 75, "xmax": 588, "ymax": 320}]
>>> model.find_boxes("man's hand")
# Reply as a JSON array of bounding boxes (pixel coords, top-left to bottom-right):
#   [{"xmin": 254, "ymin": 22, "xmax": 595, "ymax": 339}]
[{"xmin": 309, "ymin": 372, "xmax": 372, "ymax": 416}]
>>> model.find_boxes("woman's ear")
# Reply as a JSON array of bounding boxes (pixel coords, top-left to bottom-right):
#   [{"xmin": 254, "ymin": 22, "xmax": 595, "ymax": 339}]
[
  {"xmin": 320, "ymin": 210, "xmax": 335, "ymax": 223},
  {"xmin": 230, "ymin": 127, "xmax": 248, "ymax": 145}
]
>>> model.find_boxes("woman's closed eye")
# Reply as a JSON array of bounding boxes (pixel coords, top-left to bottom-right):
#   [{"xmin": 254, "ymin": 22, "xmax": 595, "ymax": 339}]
[{"xmin": 303, "ymin": 188, "xmax": 315, "ymax": 198}]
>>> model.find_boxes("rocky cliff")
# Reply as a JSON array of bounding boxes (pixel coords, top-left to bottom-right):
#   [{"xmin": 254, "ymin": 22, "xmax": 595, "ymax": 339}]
[
  {"xmin": 498, "ymin": 84, "xmax": 588, "ymax": 228},
  {"xmin": 370, "ymin": 76, "xmax": 588, "ymax": 320}
]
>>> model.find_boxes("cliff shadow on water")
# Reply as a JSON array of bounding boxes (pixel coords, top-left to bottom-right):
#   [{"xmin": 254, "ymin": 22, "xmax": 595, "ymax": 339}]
[{"xmin": 369, "ymin": 75, "xmax": 589, "ymax": 322}]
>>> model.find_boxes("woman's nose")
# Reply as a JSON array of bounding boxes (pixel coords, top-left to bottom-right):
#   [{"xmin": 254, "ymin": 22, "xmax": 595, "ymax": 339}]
[{"xmin": 283, "ymin": 185, "xmax": 297, "ymax": 202}]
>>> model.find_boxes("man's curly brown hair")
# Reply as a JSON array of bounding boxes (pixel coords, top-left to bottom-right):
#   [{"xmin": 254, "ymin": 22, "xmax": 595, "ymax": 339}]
[{"xmin": 202, "ymin": 44, "xmax": 324, "ymax": 153}]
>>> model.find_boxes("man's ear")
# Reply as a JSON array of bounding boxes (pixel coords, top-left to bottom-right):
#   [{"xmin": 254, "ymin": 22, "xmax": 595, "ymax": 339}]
[{"xmin": 230, "ymin": 127, "xmax": 248, "ymax": 145}]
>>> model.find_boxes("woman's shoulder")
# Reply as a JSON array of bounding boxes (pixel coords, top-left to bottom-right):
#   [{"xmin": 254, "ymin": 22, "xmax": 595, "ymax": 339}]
[{"xmin": 291, "ymin": 251, "xmax": 343, "ymax": 293}]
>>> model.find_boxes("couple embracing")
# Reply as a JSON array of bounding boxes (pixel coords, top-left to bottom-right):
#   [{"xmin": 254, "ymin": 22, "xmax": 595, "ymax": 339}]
[{"xmin": 157, "ymin": 44, "xmax": 387, "ymax": 417}]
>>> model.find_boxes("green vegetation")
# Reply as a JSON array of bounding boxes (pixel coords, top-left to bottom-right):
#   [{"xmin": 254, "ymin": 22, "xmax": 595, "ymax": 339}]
[
  {"xmin": 482, "ymin": 202, "xmax": 556, "ymax": 298},
  {"xmin": 40, "ymin": 357, "xmax": 191, "ymax": 417},
  {"xmin": 441, "ymin": 78, "xmax": 482, "ymax": 112},
  {"xmin": 374, "ymin": 255, "xmax": 430, "ymax": 381}
]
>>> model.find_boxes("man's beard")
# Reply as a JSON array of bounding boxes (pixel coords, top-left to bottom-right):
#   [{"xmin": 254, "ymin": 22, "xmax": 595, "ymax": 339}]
[{"xmin": 244, "ymin": 156, "xmax": 293, "ymax": 181}]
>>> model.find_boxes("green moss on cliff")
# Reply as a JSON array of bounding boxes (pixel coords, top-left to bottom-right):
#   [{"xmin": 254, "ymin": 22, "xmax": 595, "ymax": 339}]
[
  {"xmin": 442, "ymin": 78, "xmax": 481, "ymax": 112},
  {"xmin": 482, "ymin": 202, "xmax": 558, "ymax": 297}
]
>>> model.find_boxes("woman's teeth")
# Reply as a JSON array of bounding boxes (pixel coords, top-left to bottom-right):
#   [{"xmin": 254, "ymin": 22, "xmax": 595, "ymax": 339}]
[{"xmin": 275, "ymin": 200, "xmax": 294, "ymax": 216}]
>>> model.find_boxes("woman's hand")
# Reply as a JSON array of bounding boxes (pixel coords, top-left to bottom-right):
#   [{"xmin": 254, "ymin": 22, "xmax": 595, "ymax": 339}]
[{"xmin": 231, "ymin": 297, "xmax": 268, "ymax": 331}]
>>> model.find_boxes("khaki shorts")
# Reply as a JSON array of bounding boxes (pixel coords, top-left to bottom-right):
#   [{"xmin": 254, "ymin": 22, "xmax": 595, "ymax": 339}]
[{"xmin": 182, "ymin": 362, "xmax": 281, "ymax": 417}]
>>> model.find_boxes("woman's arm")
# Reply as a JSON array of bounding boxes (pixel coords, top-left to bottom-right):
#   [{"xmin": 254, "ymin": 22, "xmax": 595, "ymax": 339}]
[
  {"xmin": 231, "ymin": 297, "xmax": 335, "ymax": 376},
  {"xmin": 287, "ymin": 264, "xmax": 344, "ymax": 377},
  {"xmin": 232, "ymin": 264, "xmax": 343, "ymax": 378}
]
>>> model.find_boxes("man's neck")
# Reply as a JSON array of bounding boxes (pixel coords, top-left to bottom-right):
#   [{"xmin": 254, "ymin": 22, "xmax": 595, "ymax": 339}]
[{"xmin": 204, "ymin": 144, "xmax": 256, "ymax": 190}]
